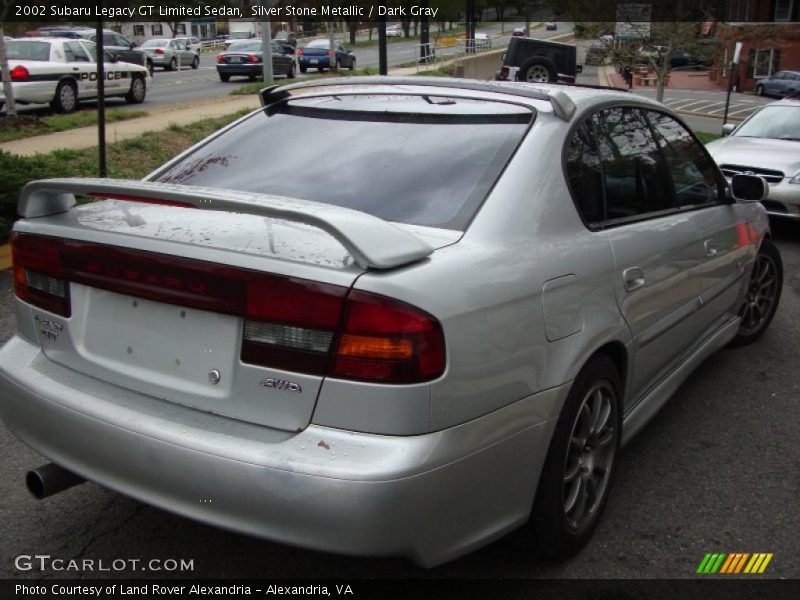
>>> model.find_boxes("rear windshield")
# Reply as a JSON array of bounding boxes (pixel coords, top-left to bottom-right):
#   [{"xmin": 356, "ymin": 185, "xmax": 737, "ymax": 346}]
[
  {"xmin": 227, "ymin": 41, "xmax": 261, "ymax": 52},
  {"xmin": 142, "ymin": 39, "xmax": 168, "ymax": 48},
  {"xmin": 305, "ymin": 39, "xmax": 330, "ymax": 48},
  {"xmin": 6, "ymin": 41, "xmax": 50, "ymax": 61},
  {"xmin": 154, "ymin": 94, "xmax": 533, "ymax": 230}
]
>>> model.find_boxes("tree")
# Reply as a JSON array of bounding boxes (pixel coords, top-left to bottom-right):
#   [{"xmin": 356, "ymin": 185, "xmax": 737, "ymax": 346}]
[{"xmin": 0, "ymin": 0, "xmax": 17, "ymax": 119}]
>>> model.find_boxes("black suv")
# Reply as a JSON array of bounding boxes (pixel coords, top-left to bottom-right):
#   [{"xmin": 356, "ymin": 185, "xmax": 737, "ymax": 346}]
[{"xmin": 496, "ymin": 37, "xmax": 578, "ymax": 83}]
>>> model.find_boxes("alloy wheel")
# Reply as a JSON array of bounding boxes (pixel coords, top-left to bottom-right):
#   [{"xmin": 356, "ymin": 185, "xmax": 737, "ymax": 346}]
[
  {"xmin": 562, "ymin": 381, "xmax": 617, "ymax": 532},
  {"xmin": 739, "ymin": 252, "xmax": 779, "ymax": 337}
]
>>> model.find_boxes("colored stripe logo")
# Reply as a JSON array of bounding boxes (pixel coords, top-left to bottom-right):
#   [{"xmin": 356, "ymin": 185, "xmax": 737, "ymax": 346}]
[{"xmin": 697, "ymin": 552, "xmax": 773, "ymax": 574}]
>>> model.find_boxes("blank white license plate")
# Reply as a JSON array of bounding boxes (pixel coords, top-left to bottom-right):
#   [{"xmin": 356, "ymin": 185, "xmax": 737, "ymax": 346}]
[{"xmin": 310, "ymin": 58, "xmax": 318, "ymax": 64}]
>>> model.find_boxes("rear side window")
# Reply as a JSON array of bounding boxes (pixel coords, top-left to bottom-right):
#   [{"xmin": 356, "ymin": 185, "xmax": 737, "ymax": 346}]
[
  {"xmin": 565, "ymin": 120, "xmax": 604, "ymax": 226},
  {"xmin": 5, "ymin": 41, "xmax": 50, "ymax": 61},
  {"xmin": 155, "ymin": 95, "xmax": 533, "ymax": 230},
  {"xmin": 593, "ymin": 107, "xmax": 674, "ymax": 222}
]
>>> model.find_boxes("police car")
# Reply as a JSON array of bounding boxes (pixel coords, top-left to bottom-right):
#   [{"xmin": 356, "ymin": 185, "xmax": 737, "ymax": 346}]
[{"xmin": 0, "ymin": 38, "xmax": 150, "ymax": 114}]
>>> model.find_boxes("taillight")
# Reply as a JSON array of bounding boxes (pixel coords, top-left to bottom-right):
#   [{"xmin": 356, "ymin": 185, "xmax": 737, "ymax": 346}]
[
  {"xmin": 11, "ymin": 233, "xmax": 446, "ymax": 384},
  {"xmin": 10, "ymin": 66, "xmax": 30, "ymax": 81},
  {"xmin": 11, "ymin": 233, "xmax": 70, "ymax": 317},
  {"xmin": 215, "ymin": 55, "xmax": 224, "ymax": 63},
  {"xmin": 155, "ymin": 48, "xmax": 164, "ymax": 55},
  {"xmin": 331, "ymin": 291, "xmax": 445, "ymax": 384},
  {"xmin": 325, "ymin": 49, "xmax": 331, "ymax": 56},
  {"xmin": 247, "ymin": 54, "xmax": 260, "ymax": 63},
  {"xmin": 297, "ymin": 48, "xmax": 303, "ymax": 56}
]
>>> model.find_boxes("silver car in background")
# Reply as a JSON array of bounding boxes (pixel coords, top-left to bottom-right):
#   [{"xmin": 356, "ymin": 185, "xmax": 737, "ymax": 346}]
[
  {"xmin": 0, "ymin": 78, "xmax": 782, "ymax": 567},
  {"xmin": 708, "ymin": 97, "xmax": 800, "ymax": 219},
  {"xmin": 140, "ymin": 38, "xmax": 199, "ymax": 71}
]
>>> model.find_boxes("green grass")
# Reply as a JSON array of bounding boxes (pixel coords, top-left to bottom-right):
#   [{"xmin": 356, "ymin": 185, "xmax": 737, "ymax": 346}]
[
  {"xmin": 0, "ymin": 109, "xmax": 148, "ymax": 143},
  {"xmin": 0, "ymin": 109, "xmax": 251, "ymax": 241},
  {"xmin": 695, "ymin": 131, "xmax": 722, "ymax": 144}
]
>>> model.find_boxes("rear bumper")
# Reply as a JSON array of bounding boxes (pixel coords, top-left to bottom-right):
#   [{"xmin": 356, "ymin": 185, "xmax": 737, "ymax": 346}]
[
  {"xmin": 299, "ymin": 57, "xmax": 330, "ymax": 68},
  {"xmin": 0, "ymin": 335, "xmax": 562, "ymax": 567},
  {"xmin": 216, "ymin": 64, "xmax": 262, "ymax": 76}
]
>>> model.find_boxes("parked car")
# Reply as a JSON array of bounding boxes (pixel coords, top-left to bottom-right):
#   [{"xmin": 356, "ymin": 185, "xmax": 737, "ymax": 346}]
[
  {"xmin": 298, "ymin": 39, "xmax": 355, "ymax": 72},
  {"xmin": 754, "ymin": 70, "xmax": 800, "ymax": 98},
  {"xmin": 0, "ymin": 77, "xmax": 781, "ymax": 568},
  {"xmin": 708, "ymin": 97, "xmax": 800, "ymax": 219},
  {"xmin": 545, "ymin": 22, "xmax": 558, "ymax": 31},
  {"xmin": 140, "ymin": 38, "xmax": 199, "ymax": 71},
  {"xmin": 76, "ymin": 29, "xmax": 153, "ymax": 76},
  {"xmin": 0, "ymin": 38, "xmax": 149, "ymax": 113},
  {"xmin": 216, "ymin": 40, "xmax": 295, "ymax": 82},
  {"xmin": 474, "ymin": 32, "xmax": 492, "ymax": 50},
  {"xmin": 669, "ymin": 48, "xmax": 712, "ymax": 69},
  {"xmin": 584, "ymin": 45, "xmax": 608, "ymax": 66},
  {"xmin": 273, "ymin": 31, "xmax": 297, "ymax": 49},
  {"xmin": 512, "ymin": 27, "xmax": 526, "ymax": 37},
  {"xmin": 637, "ymin": 45, "xmax": 669, "ymax": 62},
  {"xmin": 386, "ymin": 25, "xmax": 402, "ymax": 37},
  {"xmin": 174, "ymin": 36, "xmax": 201, "ymax": 53},
  {"xmin": 496, "ymin": 37, "xmax": 578, "ymax": 83}
]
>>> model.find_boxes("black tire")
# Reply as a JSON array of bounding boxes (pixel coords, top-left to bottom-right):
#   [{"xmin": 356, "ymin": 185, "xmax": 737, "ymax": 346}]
[
  {"xmin": 125, "ymin": 75, "xmax": 146, "ymax": 104},
  {"xmin": 349, "ymin": 58, "xmax": 356, "ymax": 70},
  {"xmin": 191, "ymin": 56, "xmax": 199, "ymax": 70},
  {"xmin": 50, "ymin": 80, "xmax": 78, "ymax": 114},
  {"xmin": 528, "ymin": 354, "xmax": 621, "ymax": 559},
  {"xmin": 168, "ymin": 57, "xmax": 177, "ymax": 71},
  {"xmin": 755, "ymin": 84, "xmax": 765, "ymax": 96},
  {"xmin": 300, "ymin": 65, "xmax": 307, "ymax": 73},
  {"xmin": 287, "ymin": 62, "xmax": 296, "ymax": 79},
  {"xmin": 730, "ymin": 239, "xmax": 782, "ymax": 347},
  {"xmin": 219, "ymin": 73, "xmax": 230, "ymax": 82},
  {"xmin": 518, "ymin": 59, "xmax": 557, "ymax": 83},
  {"xmin": 248, "ymin": 73, "xmax": 257, "ymax": 82},
  {"xmin": 317, "ymin": 67, "xmax": 325, "ymax": 72}
]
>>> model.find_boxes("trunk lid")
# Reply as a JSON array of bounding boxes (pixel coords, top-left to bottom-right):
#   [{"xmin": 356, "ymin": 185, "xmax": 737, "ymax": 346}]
[{"xmin": 14, "ymin": 179, "xmax": 450, "ymax": 432}]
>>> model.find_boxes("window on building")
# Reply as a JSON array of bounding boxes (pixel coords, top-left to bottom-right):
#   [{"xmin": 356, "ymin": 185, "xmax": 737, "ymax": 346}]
[
  {"xmin": 775, "ymin": 0, "xmax": 794, "ymax": 21},
  {"xmin": 151, "ymin": 24, "xmax": 163, "ymax": 36},
  {"xmin": 748, "ymin": 49, "xmax": 781, "ymax": 78},
  {"xmin": 175, "ymin": 24, "xmax": 187, "ymax": 35},
  {"xmin": 133, "ymin": 25, "xmax": 144, "ymax": 37}
]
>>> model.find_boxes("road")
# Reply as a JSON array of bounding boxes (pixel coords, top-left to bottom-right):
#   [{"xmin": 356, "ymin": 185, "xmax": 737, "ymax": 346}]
[{"xmin": 1, "ymin": 222, "xmax": 799, "ymax": 580}]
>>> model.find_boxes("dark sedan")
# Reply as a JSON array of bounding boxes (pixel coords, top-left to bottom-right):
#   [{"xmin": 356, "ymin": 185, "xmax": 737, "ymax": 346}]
[
  {"xmin": 298, "ymin": 39, "xmax": 356, "ymax": 72},
  {"xmin": 216, "ymin": 40, "xmax": 296, "ymax": 82}
]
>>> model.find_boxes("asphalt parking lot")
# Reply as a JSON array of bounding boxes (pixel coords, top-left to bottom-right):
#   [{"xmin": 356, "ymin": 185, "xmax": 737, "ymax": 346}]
[{"xmin": 0, "ymin": 222, "xmax": 799, "ymax": 581}]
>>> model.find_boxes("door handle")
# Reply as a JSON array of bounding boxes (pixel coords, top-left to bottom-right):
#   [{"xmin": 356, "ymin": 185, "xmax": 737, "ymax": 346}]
[
  {"xmin": 704, "ymin": 239, "xmax": 718, "ymax": 258},
  {"xmin": 623, "ymin": 267, "xmax": 645, "ymax": 292}
]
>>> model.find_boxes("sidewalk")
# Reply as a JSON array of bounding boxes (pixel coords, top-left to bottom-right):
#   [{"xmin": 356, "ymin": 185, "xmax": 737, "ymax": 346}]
[{"xmin": 601, "ymin": 65, "xmax": 722, "ymax": 92}]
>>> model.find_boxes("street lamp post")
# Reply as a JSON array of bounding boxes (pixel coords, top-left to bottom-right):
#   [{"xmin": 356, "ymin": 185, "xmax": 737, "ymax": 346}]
[{"xmin": 260, "ymin": 0, "xmax": 274, "ymax": 84}]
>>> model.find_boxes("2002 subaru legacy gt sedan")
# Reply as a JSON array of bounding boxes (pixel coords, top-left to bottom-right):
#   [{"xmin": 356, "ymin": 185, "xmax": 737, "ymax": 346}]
[{"xmin": 0, "ymin": 78, "xmax": 782, "ymax": 567}]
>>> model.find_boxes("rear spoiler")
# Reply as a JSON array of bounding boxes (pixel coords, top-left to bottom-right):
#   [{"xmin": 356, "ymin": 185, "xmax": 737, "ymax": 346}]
[{"xmin": 18, "ymin": 178, "xmax": 434, "ymax": 270}]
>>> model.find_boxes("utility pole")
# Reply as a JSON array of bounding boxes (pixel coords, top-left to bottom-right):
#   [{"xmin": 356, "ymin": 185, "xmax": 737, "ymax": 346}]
[
  {"xmin": 0, "ymin": 24, "xmax": 17, "ymax": 118},
  {"xmin": 378, "ymin": 17, "xmax": 387, "ymax": 75},
  {"xmin": 328, "ymin": 21, "xmax": 337, "ymax": 72},
  {"xmin": 466, "ymin": 0, "xmax": 476, "ymax": 54},
  {"xmin": 260, "ymin": 0, "xmax": 274, "ymax": 84},
  {"xmin": 722, "ymin": 41, "xmax": 742, "ymax": 128},
  {"xmin": 95, "ymin": 14, "xmax": 107, "ymax": 177}
]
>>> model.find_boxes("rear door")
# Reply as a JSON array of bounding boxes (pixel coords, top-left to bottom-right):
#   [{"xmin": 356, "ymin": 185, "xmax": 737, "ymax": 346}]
[{"xmin": 588, "ymin": 107, "xmax": 709, "ymax": 405}]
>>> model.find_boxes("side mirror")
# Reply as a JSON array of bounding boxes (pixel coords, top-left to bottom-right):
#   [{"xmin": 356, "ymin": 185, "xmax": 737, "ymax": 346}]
[
  {"xmin": 730, "ymin": 174, "xmax": 767, "ymax": 202},
  {"xmin": 721, "ymin": 123, "xmax": 736, "ymax": 136}
]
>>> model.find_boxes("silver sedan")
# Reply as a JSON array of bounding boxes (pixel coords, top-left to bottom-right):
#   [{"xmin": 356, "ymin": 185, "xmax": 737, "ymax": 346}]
[
  {"xmin": 140, "ymin": 38, "xmax": 199, "ymax": 71},
  {"xmin": 0, "ymin": 78, "xmax": 783, "ymax": 568}
]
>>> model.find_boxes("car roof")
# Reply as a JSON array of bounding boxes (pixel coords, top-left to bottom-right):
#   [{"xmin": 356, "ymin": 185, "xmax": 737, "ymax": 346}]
[
  {"xmin": 261, "ymin": 77, "xmax": 664, "ymax": 120},
  {"xmin": 773, "ymin": 95, "xmax": 800, "ymax": 106}
]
